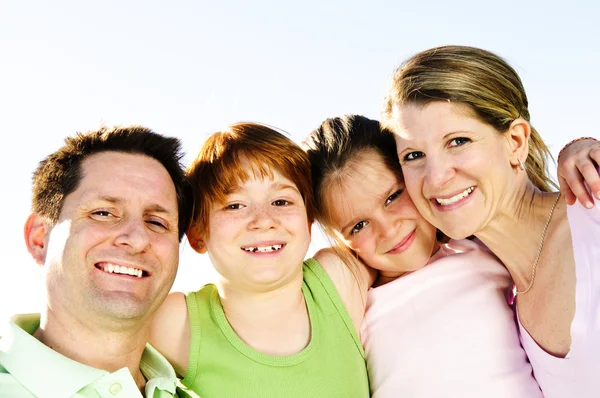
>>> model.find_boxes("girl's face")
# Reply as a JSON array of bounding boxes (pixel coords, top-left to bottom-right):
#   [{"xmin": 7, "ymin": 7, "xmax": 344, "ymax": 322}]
[
  {"xmin": 391, "ymin": 101, "xmax": 515, "ymax": 239},
  {"xmin": 202, "ymin": 160, "xmax": 311, "ymax": 290},
  {"xmin": 325, "ymin": 150, "xmax": 438, "ymax": 278}
]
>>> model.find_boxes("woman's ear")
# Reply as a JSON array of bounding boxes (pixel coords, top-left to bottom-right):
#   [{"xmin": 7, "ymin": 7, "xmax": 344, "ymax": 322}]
[
  {"xmin": 186, "ymin": 227, "xmax": 207, "ymax": 254},
  {"xmin": 506, "ymin": 118, "xmax": 531, "ymax": 168},
  {"xmin": 24, "ymin": 213, "xmax": 51, "ymax": 265}
]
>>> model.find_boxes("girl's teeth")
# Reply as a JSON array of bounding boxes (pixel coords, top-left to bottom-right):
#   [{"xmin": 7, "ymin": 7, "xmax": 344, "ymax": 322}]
[
  {"xmin": 436, "ymin": 187, "xmax": 474, "ymax": 206},
  {"xmin": 243, "ymin": 244, "xmax": 283, "ymax": 253}
]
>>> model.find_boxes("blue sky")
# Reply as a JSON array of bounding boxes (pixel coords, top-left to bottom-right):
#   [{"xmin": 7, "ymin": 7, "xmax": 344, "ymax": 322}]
[{"xmin": 1, "ymin": 0, "xmax": 598, "ymax": 322}]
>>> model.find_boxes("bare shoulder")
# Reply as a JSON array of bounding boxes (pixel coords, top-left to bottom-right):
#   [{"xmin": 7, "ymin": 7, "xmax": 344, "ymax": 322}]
[
  {"xmin": 314, "ymin": 247, "xmax": 360, "ymax": 288},
  {"xmin": 149, "ymin": 292, "xmax": 191, "ymax": 376},
  {"xmin": 313, "ymin": 247, "xmax": 375, "ymax": 333},
  {"xmin": 314, "ymin": 247, "xmax": 374, "ymax": 287}
]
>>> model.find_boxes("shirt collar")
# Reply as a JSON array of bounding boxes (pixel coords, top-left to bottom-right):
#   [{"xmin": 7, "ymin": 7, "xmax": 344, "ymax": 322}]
[
  {"xmin": 0, "ymin": 314, "xmax": 181, "ymax": 398},
  {"xmin": 1, "ymin": 314, "xmax": 107, "ymax": 398},
  {"xmin": 140, "ymin": 343, "xmax": 178, "ymax": 396}
]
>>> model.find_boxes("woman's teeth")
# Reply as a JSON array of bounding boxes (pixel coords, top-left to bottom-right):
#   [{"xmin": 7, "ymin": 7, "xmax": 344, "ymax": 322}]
[{"xmin": 436, "ymin": 187, "xmax": 474, "ymax": 206}]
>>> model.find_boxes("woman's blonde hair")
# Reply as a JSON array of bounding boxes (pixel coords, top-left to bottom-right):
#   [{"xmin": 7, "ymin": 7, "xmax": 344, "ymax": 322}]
[{"xmin": 382, "ymin": 45, "xmax": 556, "ymax": 192}]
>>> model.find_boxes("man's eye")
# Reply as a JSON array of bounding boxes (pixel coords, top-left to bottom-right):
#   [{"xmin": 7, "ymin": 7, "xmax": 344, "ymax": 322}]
[
  {"xmin": 148, "ymin": 220, "xmax": 167, "ymax": 229},
  {"xmin": 272, "ymin": 199, "xmax": 290, "ymax": 206},
  {"xmin": 404, "ymin": 151, "xmax": 424, "ymax": 161},
  {"xmin": 449, "ymin": 137, "xmax": 470, "ymax": 147},
  {"xmin": 147, "ymin": 219, "xmax": 169, "ymax": 232},
  {"xmin": 350, "ymin": 221, "xmax": 368, "ymax": 235},
  {"xmin": 91, "ymin": 210, "xmax": 113, "ymax": 218}
]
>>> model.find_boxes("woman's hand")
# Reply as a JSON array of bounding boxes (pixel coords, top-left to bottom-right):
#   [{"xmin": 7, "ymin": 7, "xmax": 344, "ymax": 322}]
[{"xmin": 557, "ymin": 138, "xmax": 600, "ymax": 208}]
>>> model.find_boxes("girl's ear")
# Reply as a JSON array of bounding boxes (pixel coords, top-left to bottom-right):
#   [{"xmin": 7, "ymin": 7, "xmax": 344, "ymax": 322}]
[
  {"xmin": 24, "ymin": 213, "xmax": 51, "ymax": 265},
  {"xmin": 506, "ymin": 118, "xmax": 531, "ymax": 169},
  {"xmin": 186, "ymin": 227, "xmax": 207, "ymax": 254}
]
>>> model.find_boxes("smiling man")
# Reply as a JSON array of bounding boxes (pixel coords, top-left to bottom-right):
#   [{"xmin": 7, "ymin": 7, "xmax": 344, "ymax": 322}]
[{"xmin": 0, "ymin": 126, "xmax": 196, "ymax": 397}]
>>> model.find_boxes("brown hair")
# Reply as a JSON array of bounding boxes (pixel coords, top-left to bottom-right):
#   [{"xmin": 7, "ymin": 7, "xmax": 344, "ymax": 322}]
[
  {"xmin": 186, "ymin": 122, "xmax": 315, "ymax": 239},
  {"xmin": 31, "ymin": 125, "xmax": 192, "ymax": 240},
  {"xmin": 382, "ymin": 45, "xmax": 556, "ymax": 192},
  {"xmin": 303, "ymin": 115, "xmax": 401, "ymax": 230}
]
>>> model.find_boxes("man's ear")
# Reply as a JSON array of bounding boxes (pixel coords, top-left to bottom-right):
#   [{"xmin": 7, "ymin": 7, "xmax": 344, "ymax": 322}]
[
  {"xmin": 24, "ymin": 213, "xmax": 51, "ymax": 265},
  {"xmin": 505, "ymin": 118, "xmax": 531, "ymax": 168},
  {"xmin": 186, "ymin": 227, "xmax": 207, "ymax": 254}
]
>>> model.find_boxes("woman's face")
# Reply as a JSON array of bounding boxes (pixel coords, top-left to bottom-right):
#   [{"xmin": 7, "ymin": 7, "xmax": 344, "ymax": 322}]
[
  {"xmin": 324, "ymin": 150, "xmax": 438, "ymax": 278},
  {"xmin": 390, "ymin": 101, "xmax": 515, "ymax": 239}
]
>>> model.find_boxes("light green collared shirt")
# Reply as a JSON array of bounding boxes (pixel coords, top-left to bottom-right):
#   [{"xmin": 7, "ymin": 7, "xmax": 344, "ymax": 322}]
[{"xmin": 0, "ymin": 314, "xmax": 198, "ymax": 398}]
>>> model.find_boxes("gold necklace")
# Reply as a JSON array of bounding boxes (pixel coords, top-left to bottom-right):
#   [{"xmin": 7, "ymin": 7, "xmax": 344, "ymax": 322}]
[{"xmin": 515, "ymin": 193, "xmax": 561, "ymax": 295}]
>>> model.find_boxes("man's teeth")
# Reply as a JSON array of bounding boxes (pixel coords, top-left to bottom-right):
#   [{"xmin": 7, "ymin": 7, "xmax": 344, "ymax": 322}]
[
  {"xmin": 102, "ymin": 263, "xmax": 143, "ymax": 278},
  {"xmin": 242, "ymin": 244, "xmax": 283, "ymax": 253},
  {"xmin": 436, "ymin": 187, "xmax": 474, "ymax": 206}
]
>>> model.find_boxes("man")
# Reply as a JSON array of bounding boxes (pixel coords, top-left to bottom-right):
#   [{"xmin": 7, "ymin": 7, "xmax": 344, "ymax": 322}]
[{"xmin": 0, "ymin": 125, "xmax": 197, "ymax": 397}]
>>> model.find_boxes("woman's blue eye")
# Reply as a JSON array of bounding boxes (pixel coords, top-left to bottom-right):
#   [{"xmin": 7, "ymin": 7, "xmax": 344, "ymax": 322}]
[
  {"xmin": 450, "ymin": 137, "xmax": 470, "ymax": 147},
  {"xmin": 404, "ymin": 151, "xmax": 424, "ymax": 161}
]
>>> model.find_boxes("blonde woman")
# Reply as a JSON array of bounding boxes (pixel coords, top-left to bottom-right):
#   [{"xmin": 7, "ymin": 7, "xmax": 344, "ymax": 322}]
[{"xmin": 383, "ymin": 45, "xmax": 600, "ymax": 397}]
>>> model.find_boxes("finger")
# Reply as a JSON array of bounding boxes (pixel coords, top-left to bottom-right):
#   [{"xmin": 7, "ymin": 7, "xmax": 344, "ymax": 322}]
[
  {"xmin": 557, "ymin": 175, "xmax": 577, "ymax": 205},
  {"xmin": 579, "ymin": 162, "xmax": 600, "ymax": 202},
  {"xmin": 567, "ymin": 169, "xmax": 594, "ymax": 208},
  {"xmin": 589, "ymin": 148, "xmax": 600, "ymax": 199}
]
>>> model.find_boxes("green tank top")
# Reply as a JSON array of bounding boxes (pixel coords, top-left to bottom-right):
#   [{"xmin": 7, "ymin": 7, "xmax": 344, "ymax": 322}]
[{"xmin": 181, "ymin": 258, "xmax": 369, "ymax": 397}]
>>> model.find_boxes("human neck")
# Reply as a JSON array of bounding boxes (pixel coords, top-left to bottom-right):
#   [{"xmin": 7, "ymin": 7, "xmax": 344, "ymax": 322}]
[
  {"xmin": 474, "ymin": 183, "xmax": 559, "ymax": 291},
  {"xmin": 217, "ymin": 272, "xmax": 305, "ymax": 326},
  {"xmin": 374, "ymin": 244, "xmax": 442, "ymax": 287},
  {"xmin": 34, "ymin": 308, "xmax": 148, "ymax": 390}
]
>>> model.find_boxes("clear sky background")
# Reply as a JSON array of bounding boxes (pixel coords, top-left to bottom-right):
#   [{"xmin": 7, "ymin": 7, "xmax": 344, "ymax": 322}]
[{"xmin": 1, "ymin": 0, "xmax": 599, "ymax": 323}]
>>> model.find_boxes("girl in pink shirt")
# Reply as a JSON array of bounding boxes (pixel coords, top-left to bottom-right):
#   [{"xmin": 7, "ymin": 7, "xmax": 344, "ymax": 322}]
[{"xmin": 303, "ymin": 115, "xmax": 542, "ymax": 397}]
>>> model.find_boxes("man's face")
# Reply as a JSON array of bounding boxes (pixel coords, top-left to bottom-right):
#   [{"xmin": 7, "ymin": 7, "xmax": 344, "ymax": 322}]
[{"xmin": 32, "ymin": 151, "xmax": 180, "ymax": 326}]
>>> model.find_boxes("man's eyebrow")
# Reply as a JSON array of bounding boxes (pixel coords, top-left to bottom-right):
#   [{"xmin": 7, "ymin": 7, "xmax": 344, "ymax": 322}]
[
  {"xmin": 86, "ymin": 195, "xmax": 121, "ymax": 205},
  {"xmin": 85, "ymin": 195, "xmax": 175, "ymax": 215},
  {"xmin": 146, "ymin": 204, "xmax": 175, "ymax": 215}
]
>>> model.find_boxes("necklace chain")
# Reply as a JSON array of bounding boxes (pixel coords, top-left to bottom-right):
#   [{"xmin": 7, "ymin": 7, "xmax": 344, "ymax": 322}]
[{"xmin": 515, "ymin": 193, "xmax": 561, "ymax": 295}]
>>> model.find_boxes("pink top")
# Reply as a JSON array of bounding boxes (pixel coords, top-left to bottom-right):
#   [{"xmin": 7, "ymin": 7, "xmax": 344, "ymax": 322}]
[
  {"xmin": 517, "ymin": 194, "xmax": 600, "ymax": 397},
  {"xmin": 361, "ymin": 239, "xmax": 541, "ymax": 397}
]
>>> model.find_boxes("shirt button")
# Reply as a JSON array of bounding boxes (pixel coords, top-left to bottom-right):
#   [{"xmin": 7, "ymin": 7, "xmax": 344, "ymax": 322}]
[{"xmin": 109, "ymin": 383, "xmax": 123, "ymax": 395}]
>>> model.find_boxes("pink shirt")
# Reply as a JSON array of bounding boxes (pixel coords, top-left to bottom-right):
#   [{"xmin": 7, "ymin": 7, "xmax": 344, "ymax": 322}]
[
  {"xmin": 517, "ymin": 194, "xmax": 600, "ymax": 397},
  {"xmin": 361, "ymin": 239, "xmax": 541, "ymax": 398}
]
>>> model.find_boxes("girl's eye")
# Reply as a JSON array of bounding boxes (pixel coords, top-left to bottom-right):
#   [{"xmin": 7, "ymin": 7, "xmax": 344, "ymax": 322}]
[
  {"xmin": 385, "ymin": 189, "xmax": 403, "ymax": 206},
  {"xmin": 272, "ymin": 199, "xmax": 290, "ymax": 207},
  {"xmin": 403, "ymin": 151, "xmax": 424, "ymax": 162},
  {"xmin": 225, "ymin": 203, "xmax": 244, "ymax": 210},
  {"xmin": 350, "ymin": 221, "xmax": 368, "ymax": 236},
  {"xmin": 449, "ymin": 137, "xmax": 470, "ymax": 147}
]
